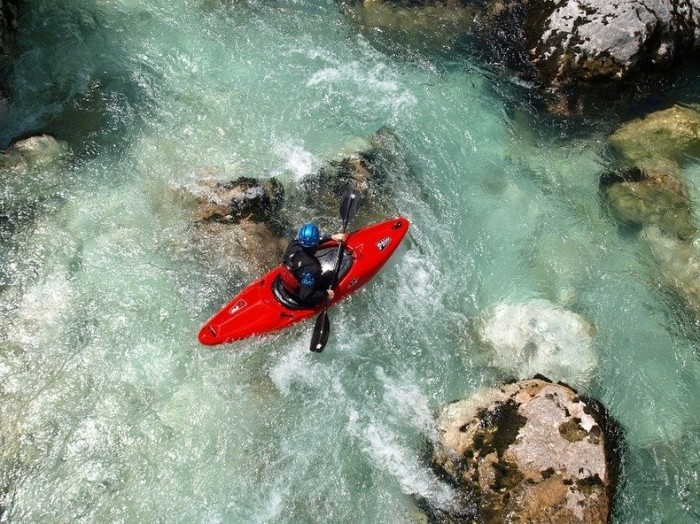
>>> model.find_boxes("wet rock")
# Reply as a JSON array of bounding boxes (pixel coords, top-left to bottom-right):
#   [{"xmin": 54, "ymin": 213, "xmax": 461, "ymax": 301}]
[
  {"xmin": 477, "ymin": 300, "xmax": 597, "ymax": 389},
  {"xmin": 609, "ymin": 105, "xmax": 700, "ymax": 165},
  {"xmin": 176, "ymin": 175, "xmax": 289, "ymax": 279},
  {"xmin": 0, "ymin": 134, "xmax": 70, "ymax": 175},
  {"xmin": 643, "ymin": 226, "xmax": 700, "ymax": 323},
  {"xmin": 525, "ymin": 229, "xmax": 597, "ymax": 307},
  {"xmin": 600, "ymin": 160, "xmax": 697, "ymax": 241},
  {"xmin": 338, "ymin": 0, "xmax": 477, "ymax": 48},
  {"xmin": 524, "ymin": 0, "xmax": 700, "ymax": 93},
  {"xmin": 192, "ymin": 176, "xmax": 284, "ymax": 225},
  {"xmin": 431, "ymin": 378, "xmax": 620, "ymax": 523},
  {"xmin": 300, "ymin": 126, "xmax": 405, "ymax": 217},
  {"xmin": 0, "ymin": 134, "xmax": 71, "ymax": 236}
]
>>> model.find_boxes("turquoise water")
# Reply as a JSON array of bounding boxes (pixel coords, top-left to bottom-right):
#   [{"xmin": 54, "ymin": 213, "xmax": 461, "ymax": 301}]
[{"xmin": 1, "ymin": 1, "xmax": 699, "ymax": 522}]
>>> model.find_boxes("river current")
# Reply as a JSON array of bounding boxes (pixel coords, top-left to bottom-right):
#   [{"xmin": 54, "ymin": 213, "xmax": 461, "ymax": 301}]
[{"xmin": 1, "ymin": 1, "xmax": 699, "ymax": 522}]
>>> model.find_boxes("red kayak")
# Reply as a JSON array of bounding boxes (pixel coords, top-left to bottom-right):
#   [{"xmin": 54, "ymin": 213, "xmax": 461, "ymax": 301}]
[{"xmin": 198, "ymin": 217, "xmax": 409, "ymax": 346}]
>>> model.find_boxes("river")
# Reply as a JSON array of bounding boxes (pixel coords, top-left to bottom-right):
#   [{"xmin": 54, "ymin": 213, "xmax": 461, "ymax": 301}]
[{"xmin": 1, "ymin": 1, "xmax": 699, "ymax": 522}]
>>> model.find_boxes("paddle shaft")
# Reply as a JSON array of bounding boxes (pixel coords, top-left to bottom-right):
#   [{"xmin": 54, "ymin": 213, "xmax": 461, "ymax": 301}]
[{"xmin": 309, "ymin": 190, "xmax": 359, "ymax": 352}]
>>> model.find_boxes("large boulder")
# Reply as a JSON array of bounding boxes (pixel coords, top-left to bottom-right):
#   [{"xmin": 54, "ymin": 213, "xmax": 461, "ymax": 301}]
[
  {"xmin": 477, "ymin": 300, "xmax": 597, "ymax": 389},
  {"xmin": 525, "ymin": 0, "xmax": 700, "ymax": 93},
  {"xmin": 600, "ymin": 160, "xmax": 697, "ymax": 241},
  {"xmin": 431, "ymin": 378, "xmax": 621, "ymax": 523},
  {"xmin": 608, "ymin": 105, "xmax": 700, "ymax": 165},
  {"xmin": 339, "ymin": 1, "xmax": 700, "ymax": 110}
]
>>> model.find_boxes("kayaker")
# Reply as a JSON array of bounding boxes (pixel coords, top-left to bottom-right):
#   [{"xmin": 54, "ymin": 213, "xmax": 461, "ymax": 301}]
[{"xmin": 279, "ymin": 223, "xmax": 348, "ymax": 306}]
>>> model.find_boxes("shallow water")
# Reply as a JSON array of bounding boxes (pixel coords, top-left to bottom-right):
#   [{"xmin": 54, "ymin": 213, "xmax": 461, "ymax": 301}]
[{"xmin": 1, "ymin": 1, "xmax": 699, "ymax": 522}]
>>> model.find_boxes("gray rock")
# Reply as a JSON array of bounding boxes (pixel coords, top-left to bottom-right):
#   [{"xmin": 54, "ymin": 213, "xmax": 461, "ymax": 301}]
[
  {"xmin": 431, "ymin": 378, "xmax": 620, "ymax": 523},
  {"xmin": 526, "ymin": 0, "xmax": 700, "ymax": 91}
]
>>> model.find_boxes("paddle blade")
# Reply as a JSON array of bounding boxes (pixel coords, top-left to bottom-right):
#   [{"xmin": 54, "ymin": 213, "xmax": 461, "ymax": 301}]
[
  {"xmin": 310, "ymin": 310, "xmax": 331, "ymax": 353},
  {"xmin": 339, "ymin": 189, "xmax": 360, "ymax": 230}
]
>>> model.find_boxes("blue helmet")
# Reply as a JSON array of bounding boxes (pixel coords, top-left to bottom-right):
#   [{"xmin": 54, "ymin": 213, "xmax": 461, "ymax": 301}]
[{"xmin": 297, "ymin": 222, "xmax": 320, "ymax": 248}]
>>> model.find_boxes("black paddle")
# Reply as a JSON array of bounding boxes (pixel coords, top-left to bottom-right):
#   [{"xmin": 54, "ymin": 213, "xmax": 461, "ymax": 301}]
[{"xmin": 309, "ymin": 189, "xmax": 360, "ymax": 353}]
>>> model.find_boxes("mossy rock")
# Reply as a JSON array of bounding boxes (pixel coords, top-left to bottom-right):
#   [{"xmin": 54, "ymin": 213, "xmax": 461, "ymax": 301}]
[
  {"xmin": 601, "ymin": 161, "xmax": 697, "ymax": 241},
  {"xmin": 609, "ymin": 105, "xmax": 700, "ymax": 164}
]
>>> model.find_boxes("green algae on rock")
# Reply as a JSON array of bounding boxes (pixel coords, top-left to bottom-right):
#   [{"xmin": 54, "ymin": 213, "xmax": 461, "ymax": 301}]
[
  {"xmin": 609, "ymin": 105, "xmax": 700, "ymax": 165},
  {"xmin": 601, "ymin": 161, "xmax": 697, "ymax": 241}
]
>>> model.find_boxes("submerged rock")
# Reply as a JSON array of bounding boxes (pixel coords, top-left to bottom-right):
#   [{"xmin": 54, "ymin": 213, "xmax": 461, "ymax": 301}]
[
  {"xmin": 643, "ymin": 226, "xmax": 700, "ymax": 323},
  {"xmin": 190, "ymin": 219, "xmax": 288, "ymax": 280},
  {"xmin": 609, "ymin": 105, "xmax": 700, "ymax": 164},
  {"xmin": 0, "ymin": 134, "xmax": 71, "ymax": 236},
  {"xmin": 431, "ymin": 378, "xmax": 620, "ymax": 523},
  {"xmin": 477, "ymin": 300, "xmax": 597, "ymax": 389},
  {"xmin": 600, "ymin": 160, "xmax": 697, "ymax": 241},
  {"xmin": 338, "ymin": 0, "xmax": 477, "ymax": 47},
  {"xmin": 0, "ymin": 134, "xmax": 70, "ymax": 175}
]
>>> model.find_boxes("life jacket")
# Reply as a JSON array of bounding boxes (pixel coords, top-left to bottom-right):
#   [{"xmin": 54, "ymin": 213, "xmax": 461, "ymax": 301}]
[{"xmin": 279, "ymin": 242, "xmax": 318, "ymax": 296}]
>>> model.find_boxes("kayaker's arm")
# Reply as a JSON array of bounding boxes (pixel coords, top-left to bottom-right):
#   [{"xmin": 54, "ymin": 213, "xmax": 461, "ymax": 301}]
[
  {"xmin": 317, "ymin": 233, "xmax": 348, "ymax": 247},
  {"xmin": 331, "ymin": 233, "xmax": 348, "ymax": 242}
]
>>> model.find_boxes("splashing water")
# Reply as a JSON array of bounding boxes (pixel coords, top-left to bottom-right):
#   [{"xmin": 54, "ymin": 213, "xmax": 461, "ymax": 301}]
[{"xmin": 1, "ymin": 1, "xmax": 699, "ymax": 522}]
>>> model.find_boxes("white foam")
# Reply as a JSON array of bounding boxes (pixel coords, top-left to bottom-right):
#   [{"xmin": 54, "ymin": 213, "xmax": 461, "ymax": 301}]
[
  {"xmin": 7, "ymin": 271, "xmax": 75, "ymax": 348},
  {"xmin": 376, "ymin": 367, "xmax": 436, "ymax": 439},
  {"xmin": 305, "ymin": 61, "xmax": 417, "ymax": 113},
  {"xmin": 347, "ymin": 409, "xmax": 459, "ymax": 512},
  {"xmin": 271, "ymin": 139, "xmax": 321, "ymax": 181},
  {"xmin": 269, "ymin": 338, "xmax": 318, "ymax": 395}
]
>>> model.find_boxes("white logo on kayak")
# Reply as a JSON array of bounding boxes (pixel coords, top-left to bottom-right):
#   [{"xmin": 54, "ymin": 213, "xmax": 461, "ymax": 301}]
[
  {"xmin": 229, "ymin": 299, "xmax": 247, "ymax": 314},
  {"xmin": 376, "ymin": 236, "xmax": 391, "ymax": 251}
]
